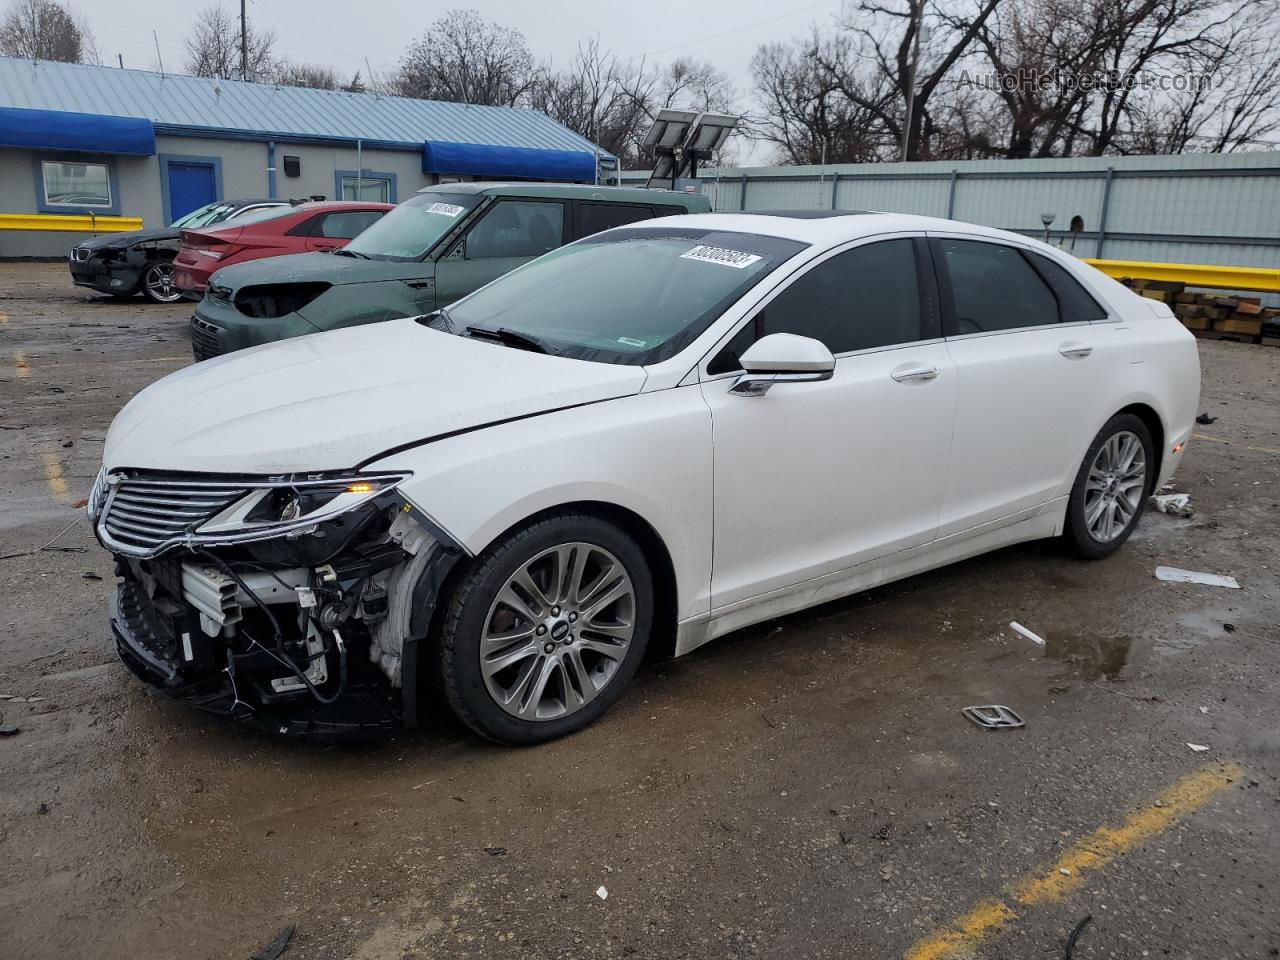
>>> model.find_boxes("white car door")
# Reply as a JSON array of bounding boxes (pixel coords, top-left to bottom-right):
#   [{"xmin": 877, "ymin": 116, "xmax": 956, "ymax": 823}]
[
  {"xmin": 930, "ymin": 235, "xmax": 1121, "ymax": 539},
  {"xmin": 699, "ymin": 236, "xmax": 957, "ymax": 612}
]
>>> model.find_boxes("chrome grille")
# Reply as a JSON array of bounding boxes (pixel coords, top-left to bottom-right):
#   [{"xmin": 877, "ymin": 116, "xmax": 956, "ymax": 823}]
[
  {"xmin": 101, "ymin": 475, "xmax": 250, "ymax": 556},
  {"xmin": 190, "ymin": 317, "xmax": 223, "ymax": 361}
]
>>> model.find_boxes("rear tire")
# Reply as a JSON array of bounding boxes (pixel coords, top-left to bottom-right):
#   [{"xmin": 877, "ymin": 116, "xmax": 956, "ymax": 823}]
[
  {"xmin": 1064, "ymin": 413, "xmax": 1154, "ymax": 559},
  {"xmin": 437, "ymin": 513, "xmax": 653, "ymax": 745}
]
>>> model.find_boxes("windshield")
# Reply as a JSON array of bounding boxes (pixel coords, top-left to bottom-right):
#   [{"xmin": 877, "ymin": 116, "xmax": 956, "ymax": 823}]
[
  {"xmin": 344, "ymin": 192, "xmax": 480, "ymax": 260},
  {"xmin": 440, "ymin": 227, "xmax": 808, "ymax": 365},
  {"xmin": 170, "ymin": 201, "xmax": 236, "ymax": 228}
]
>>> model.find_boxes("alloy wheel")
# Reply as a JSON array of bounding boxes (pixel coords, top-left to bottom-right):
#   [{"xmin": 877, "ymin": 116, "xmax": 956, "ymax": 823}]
[
  {"xmin": 1084, "ymin": 430, "xmax": 1147, "ymax": 542},
  {"xmin": 144, "ymin": 263, "xmax": 182, "ymax": 303},
  {"xmin": 480, "ymin": 542, "xmax": 636, "ymax": 721}
]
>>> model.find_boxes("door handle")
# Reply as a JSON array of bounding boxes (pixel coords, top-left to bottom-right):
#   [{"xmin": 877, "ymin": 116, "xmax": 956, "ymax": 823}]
[
  {"xmin": 1059, "ymin": 341, "xmax": 1093, "ymax": 359},
  {"xmin": 404, "ymin": 279, "xmax": 434, "ymax": 289},
  {"xmin": 890, "ymin": 363, "xmax": 940, "ymax": 383}
]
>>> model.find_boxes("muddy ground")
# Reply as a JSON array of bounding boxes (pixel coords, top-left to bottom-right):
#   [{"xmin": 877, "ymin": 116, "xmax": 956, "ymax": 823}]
[{"xmin": 1, "ymin": 261, "xmax": 1278, "ymax": 960}]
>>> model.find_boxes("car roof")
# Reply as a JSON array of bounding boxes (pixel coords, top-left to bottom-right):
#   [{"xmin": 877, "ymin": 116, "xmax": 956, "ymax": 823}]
[
  {"xmin": 414, "ymin": 181, "xmax": 710, "ymax": 209},
  {"xmin": 225, "ymin": 198, "xmax": 279, "ymax": 207},
  {"xmin": 627, "ymin": 210, "xmax": 1046, "ymax": 248},
  {"xmin": 277, "ymin": 200, "xmax": 396, "ymax": 214}
]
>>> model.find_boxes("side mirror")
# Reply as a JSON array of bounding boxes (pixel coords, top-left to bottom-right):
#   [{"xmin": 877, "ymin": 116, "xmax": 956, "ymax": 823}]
[{"xmin": 731, "ymin": 333, "xmax": 835, "ymax": 397}]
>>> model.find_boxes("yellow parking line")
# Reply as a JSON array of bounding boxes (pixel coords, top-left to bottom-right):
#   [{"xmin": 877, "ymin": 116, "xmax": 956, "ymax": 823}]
[
  {"xmin": 42, "ymin": 450, "xmax": 68, "ymax": 502},
  {"xmin": 14, "ymin": 350, "xmax": 29, "ymax": 378},
  {"xmin": 0, "ymin": 309, "xmax": 8, "ymax": 325},
  {"xmin": 904, "ymin": 762, "xmax": 1241, "ymax": 960}
]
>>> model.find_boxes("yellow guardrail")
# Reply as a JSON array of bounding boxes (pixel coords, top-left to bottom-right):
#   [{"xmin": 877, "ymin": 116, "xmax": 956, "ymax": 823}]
[
  {"xmin": 0, "ymin": 213, "xmax": 145, "ymax": 233},
  {"xmin": 1083, "ymin": 258, "xmax": 1280, "ymax": 293}
]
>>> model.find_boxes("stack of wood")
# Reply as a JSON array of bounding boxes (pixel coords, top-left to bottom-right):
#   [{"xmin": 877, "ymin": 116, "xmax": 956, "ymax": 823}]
[{"xmin": 1120, "ymin": 278, "xmax": 1279, "ymax": 341}]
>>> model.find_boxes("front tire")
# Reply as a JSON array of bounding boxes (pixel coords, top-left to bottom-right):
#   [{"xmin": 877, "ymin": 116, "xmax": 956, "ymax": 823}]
[
  {"xmin": 437, "ymin": 513, "xmax": 653, "ymax": 745},
  {"xmin": 141, "ymin": 261, "xmax": 183, "ymax": 304},
  {"xmin": 1065, "ymin": 413, "xmax": 1154, "ymax": 559}
]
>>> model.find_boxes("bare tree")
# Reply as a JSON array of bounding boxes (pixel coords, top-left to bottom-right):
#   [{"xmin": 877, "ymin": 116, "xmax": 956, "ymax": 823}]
[
  {"xmin": 394, "ymin": 9, "xmax": 535, "ymax": 106},
  {"xmin": 528, "ymin": 39, "xmax": 743, "ymax": 166},
  {"xmin": 273, "ymin": 61, "xmax": 339, "ymax": 90},
  {"xmin": 0, "ymin": 0, "xmax": 95, "ymax": 62},
  {"xmin": 751, "ymin": 31, "xmax": 895, "ymax": 163},
  {"xmin": 184, "ymin": 3, "xmax": 275, "ymax": 81}
]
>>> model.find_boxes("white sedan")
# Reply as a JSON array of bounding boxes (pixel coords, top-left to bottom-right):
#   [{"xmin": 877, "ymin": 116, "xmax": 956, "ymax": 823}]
[{"xmin": 90, "ymin": 212, "xmax": 1200, "ymax": 742}]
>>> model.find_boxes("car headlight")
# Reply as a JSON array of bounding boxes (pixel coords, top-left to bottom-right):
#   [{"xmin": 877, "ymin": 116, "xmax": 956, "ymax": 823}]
[
  {"xmin": 195, "ymin": 472, "xmax": 409, "ymax": 539},
  {"xmin": 86, "ymin": 466, "xmax": 108, "ymax": 522}
]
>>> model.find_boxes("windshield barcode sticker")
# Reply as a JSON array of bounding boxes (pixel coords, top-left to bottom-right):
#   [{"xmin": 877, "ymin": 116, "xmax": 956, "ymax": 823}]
[
  {"xmin": 680, "ymin": 244, "xmax": 762, "ymax": 269},
  {"xmin": 427, "ymin": 202, "xmax": 466, "ymax": 217}
]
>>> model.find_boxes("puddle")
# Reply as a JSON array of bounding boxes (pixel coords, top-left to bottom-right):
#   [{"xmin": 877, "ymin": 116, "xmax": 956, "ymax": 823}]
[{"xmin": 1041, "ymin": 629, "xmax": 1155, "ymax": 680}]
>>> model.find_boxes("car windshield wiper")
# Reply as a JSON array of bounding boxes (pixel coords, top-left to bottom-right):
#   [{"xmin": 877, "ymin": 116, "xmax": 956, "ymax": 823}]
[
  {"xmin": 330, "ymin": 248, "xmax": 370, "ymax": 259},
  {"xmin": 465, "ymin": 325, "xmax": 553, "ymax": 355},
  {"xmin": 415, "ymin": 307, "xmax": 456, "ymax": 333}
]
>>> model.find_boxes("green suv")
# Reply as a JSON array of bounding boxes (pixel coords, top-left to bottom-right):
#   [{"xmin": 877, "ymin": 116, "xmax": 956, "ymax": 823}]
[{"xmin": 189, "ymin": 182, "xmax": 711, "ymax": 360}]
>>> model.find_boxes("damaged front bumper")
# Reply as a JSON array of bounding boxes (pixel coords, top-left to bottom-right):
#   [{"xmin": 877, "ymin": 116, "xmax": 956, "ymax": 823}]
[{"xmin": 95, "ymin": 470, "xmax": 461, "ymax": 737}]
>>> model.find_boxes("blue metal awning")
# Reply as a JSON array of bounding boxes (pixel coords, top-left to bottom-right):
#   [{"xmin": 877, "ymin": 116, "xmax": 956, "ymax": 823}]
[
  {"xmin": 0, "ymin": 106, "xmax": 155, "ymax": 156},
  {"xmin": 423, "ymin": 140, "xmax": 597, "ymax": 181}
]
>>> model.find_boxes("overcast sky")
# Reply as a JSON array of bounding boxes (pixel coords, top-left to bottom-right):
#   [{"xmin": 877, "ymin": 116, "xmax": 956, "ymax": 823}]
[{"xmin": 77, "ymin": 0, "xmax": 846, "ymax": 163}]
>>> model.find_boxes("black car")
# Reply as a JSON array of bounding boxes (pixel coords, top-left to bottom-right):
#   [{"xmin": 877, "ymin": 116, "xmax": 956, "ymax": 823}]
[{"xmin": 68, "ymin": 198, "xmax": 287, "ymax": 303}]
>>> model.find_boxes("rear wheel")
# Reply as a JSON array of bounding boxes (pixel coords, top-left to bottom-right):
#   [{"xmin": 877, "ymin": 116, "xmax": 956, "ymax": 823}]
[
  {"xmin": 438, "ymin": 513, "xmax": 652, "ymax": 745},
  {"xmin": 1065, "ymin": 413, "xmax": 1154, "ymax": 559},
  {"xmin": 141, "ymin": 261, "xmax": 182, "ymax": 304}
]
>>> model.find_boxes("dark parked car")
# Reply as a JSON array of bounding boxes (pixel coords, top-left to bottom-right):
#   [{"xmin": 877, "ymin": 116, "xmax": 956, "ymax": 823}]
[
  {"xmin": 188, "ymin": 183, "xmax": 712, "ymax": 360},
  {"xmin": 68, "ymin": 198, "xmax": 288, "ymax": 303}
]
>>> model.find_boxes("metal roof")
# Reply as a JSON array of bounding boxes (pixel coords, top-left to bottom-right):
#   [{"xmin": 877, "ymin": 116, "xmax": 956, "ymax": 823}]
[{"xmin": 0, "ymin": 56, "xmax": 613, "ymax": 160}]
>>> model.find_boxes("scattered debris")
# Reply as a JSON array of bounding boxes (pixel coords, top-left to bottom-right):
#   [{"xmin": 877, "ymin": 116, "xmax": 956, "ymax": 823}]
[
  {"xmin": 250, "ymin": 924, "xmax": 295, "ymax": 960},
  {"xmin": 4, "ymin": 696, "xmax": 47, "ymax": 704},
  {"xmin": 1010, "ymin": 621, "xmax": 1046, "ymax": 647},
  {"xmin": 1150, "ymin": 493, "xmax": 1194, "ymax": 518},
  {"xmin": 411, "ymin": 779, "xmax": 438, "ymax": 791},
  {"xmin": 596, "ymin": 886, "xmax": 609, "ymax": 901},
  {"xmin": 81, "ymin": 572, "xmax": 102, "ymax": 581},
  {"xmin": 0, "ymin": 516, "xmax": 85, "ymax": 563},
  {"xmin": 483, "ymin": 846, "xmax": 508, "ymax": 857},
  {"xmin": 0, "ymin": 723, "xmax": 20, "ymax": 736},
  {"xmin": 1195, "ymin": 413, "xmax": 1217, "ymax": 425},
  {"xmin": 839, "ymin": 831, "xmax": 854, "ymax": 844},
  {"xmin": 37, "ymin": 802, "xmax": 49, "ymax": 815},
  {"xmin": 1059, "ymin": 867, "xmax": 1072, "ymax": 876},
  {"xmin": 1186, "ymin": 743, "xmax": 1211, "ymax": 753},
  {"xmin": 1064, "ymin": 914, "xmax": 1093, "ymax": 960},
  {"xmin": 1199, "ymin": 706, "xmax": 1209, "ymax": 714},
  {"xmin": 761, "ymin": 713, "xmax": 778, "ymax": 729},
  {"xmin": 879, "ymin": 864, "xmax": 896, "ymax": 881},
  {"xmin": 962, "ymin": 705, "xmax": 1026, "ymax": 730},
  {"xmin": 1155, "ymin": 566, "xmax": 1240, "ymax": 589},
  {"xmin": 61, "ymin": 440, "xmax": 73, "ymax": 448},
  {"xmin": 1223, "ymin": 622, "xmax": 1236, "ymax": 633}
]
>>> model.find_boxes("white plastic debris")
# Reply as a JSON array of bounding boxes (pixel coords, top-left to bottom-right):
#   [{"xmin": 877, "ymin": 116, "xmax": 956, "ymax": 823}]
[
  {"xmin": 1155, "ymin": 566, "xmax": 1240, "ymax": 589},
  {"xmin": 595, "ymin": 886, "xmax": 609, "ymax": 901},
  {"xmin": 1186, "ymin": 743, "xmax": 1211, "ymax": 753},
  {"xmin": 1010, "ymin": 622, "xmax": 1046, "ymax": 647},
  {"xmin": 1150, "ymin": 493, "xmax": 1193, "ymax": 517}
]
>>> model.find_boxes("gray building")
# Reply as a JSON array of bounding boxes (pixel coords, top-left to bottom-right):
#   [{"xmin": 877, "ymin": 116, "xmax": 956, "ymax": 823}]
[{"xmin": 0, "ymin": 56, "xmax": 615, "ymax": 257}]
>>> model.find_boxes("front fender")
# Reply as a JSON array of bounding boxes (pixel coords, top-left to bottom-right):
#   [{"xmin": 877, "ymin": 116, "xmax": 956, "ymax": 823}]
[{"xmin": 367, "ymin": 387, "xmax": 714, "ymax": 624}]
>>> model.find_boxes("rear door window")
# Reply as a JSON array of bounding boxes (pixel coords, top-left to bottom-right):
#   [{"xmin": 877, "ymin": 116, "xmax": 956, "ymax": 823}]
[
  {"xmin": 1024, "ymin": 251, "xmax": 1108, "ymax": 322},
  {"xmin": 936, "ymin": 238, "xmax": 1060, "ymax": 334},
  {"xmin": 465, "ymin": 199, "xmax": 565, "ymax": 259},
  {"xmin": 575, "ymin": 202, "xmax": 656, "ymax": 240},
  {"xmin": 317, "ymin": 210, "xmax": 386, "ymax": 239}
]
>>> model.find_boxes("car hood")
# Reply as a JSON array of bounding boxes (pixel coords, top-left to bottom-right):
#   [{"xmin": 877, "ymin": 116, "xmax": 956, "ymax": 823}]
[
  {"xmin": 78, "ymin": 228, "xmax": 178, "ymax": 251},
  {"xmin": 104, "ymin": 319, "xmax": 647, "ymax": 474},
  {"xmin": 212, "ymin": 251, "xmax": 411, "ymax": 291}
]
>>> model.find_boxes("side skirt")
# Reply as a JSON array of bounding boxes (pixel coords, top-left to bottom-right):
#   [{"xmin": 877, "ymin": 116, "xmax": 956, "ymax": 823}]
[{"xmin": 674, "ymin": 504, "xmax": 1065, "ymax": 658}]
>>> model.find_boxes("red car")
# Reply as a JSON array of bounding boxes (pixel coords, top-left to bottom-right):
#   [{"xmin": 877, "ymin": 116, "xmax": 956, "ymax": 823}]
[{"xmin": 173, "ymin": 200, "xmax": 393, "ymax": 296}]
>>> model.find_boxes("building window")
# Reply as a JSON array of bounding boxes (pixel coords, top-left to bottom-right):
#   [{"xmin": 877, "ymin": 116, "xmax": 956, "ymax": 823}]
[
  {"xmin": 339, "ymin": 175, "xmax": 391, "ymax": 203},
  {"xmin": 41, "ymin": 159, "xmax": 112, "ymax": 208}
]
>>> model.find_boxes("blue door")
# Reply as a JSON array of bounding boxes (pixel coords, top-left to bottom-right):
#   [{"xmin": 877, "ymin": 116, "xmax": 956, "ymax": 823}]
[{"xmin": 166, "ymin": 162, "xmax": 217, "ymax": 223}]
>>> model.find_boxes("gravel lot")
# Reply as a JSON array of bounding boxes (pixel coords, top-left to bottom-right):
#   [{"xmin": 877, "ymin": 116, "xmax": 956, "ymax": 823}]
[{"xmin": 1, "ymin": 261, "xmax": 1278, "ymax": 960}]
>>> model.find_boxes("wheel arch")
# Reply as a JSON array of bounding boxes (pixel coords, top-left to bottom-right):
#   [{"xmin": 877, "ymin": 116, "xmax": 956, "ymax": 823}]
[{"xmin": 1114, "ymin": 401, "xmax": 1165, "ymax": 489}]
